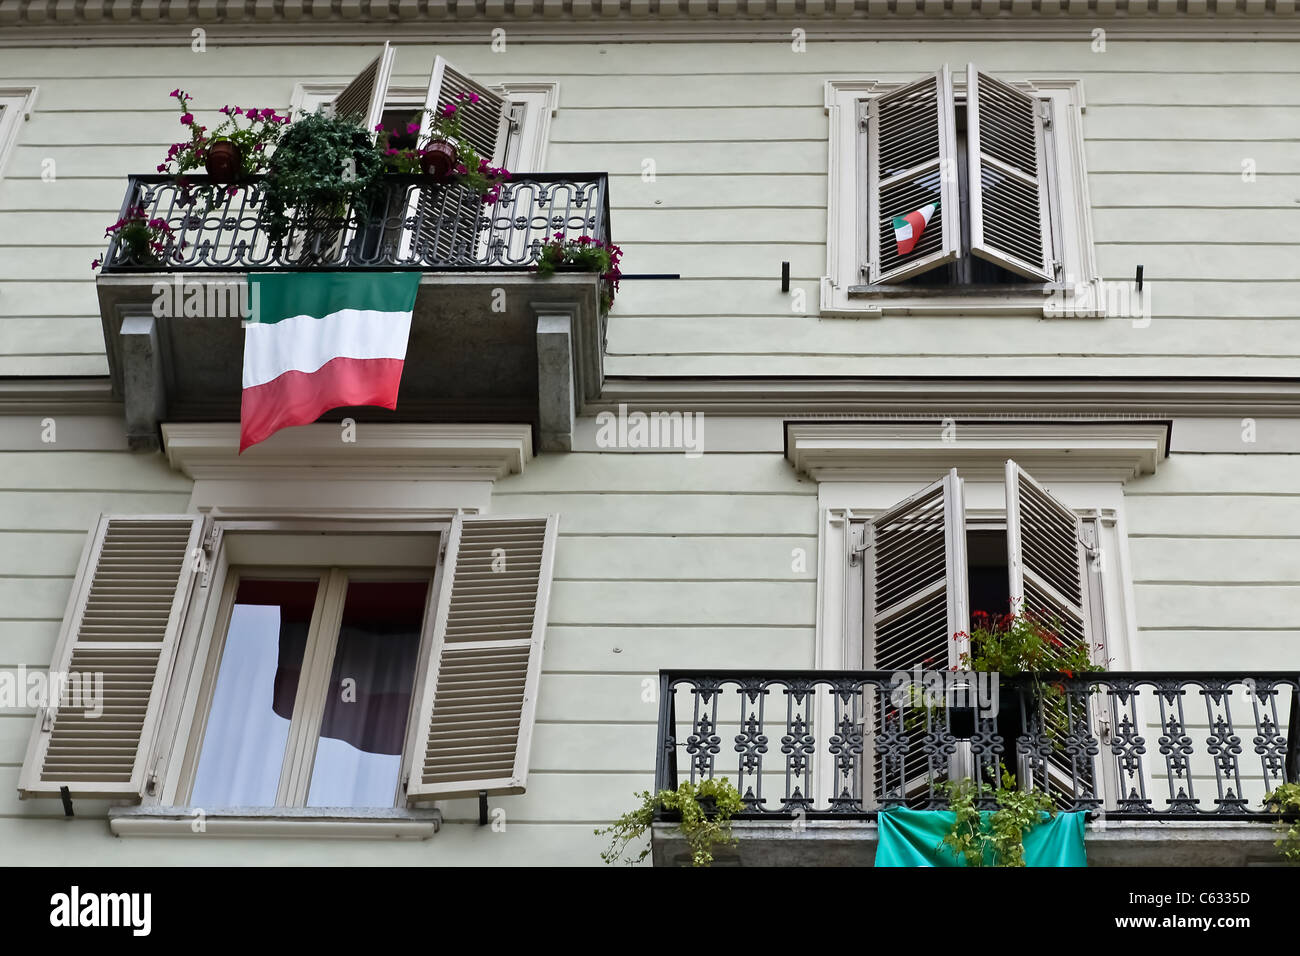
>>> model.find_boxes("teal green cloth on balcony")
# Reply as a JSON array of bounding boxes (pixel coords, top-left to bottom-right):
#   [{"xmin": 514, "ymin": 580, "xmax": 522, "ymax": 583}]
[{"xmin": 875, "ymin": 807, "xmax": 1087, "ymax": 867}]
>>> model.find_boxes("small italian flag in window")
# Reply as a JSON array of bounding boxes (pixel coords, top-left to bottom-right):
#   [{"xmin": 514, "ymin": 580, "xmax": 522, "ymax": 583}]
[{"xmin": 892, "ymin": 203, "xmax": 938, "ymax": 256}]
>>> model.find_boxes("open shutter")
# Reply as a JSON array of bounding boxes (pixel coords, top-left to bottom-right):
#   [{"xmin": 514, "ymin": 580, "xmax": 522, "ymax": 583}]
[
  {"xmin": 18, "ymin": 515, "xmax": 202, "ymax": 800},
  {"xmin": 330, "ymin": 41, "xmax": 395, "ymax": 135},
  {"xmin": 866, "ymin": 470, "xmax": 969, "ymax": 803},
  {"xmin": 967, "ymin": 66, "xmax": 1054, "ymax": 281},
  {"xmin": 867, "ymin": 66, "xmax": 960, "ymax": 284},
  {"xmin": 406, "ymin": 514, "xmax": 558, "ymax": 801},
  {"xmin": 1004, "ymin": 460, "xmax": 1090, "ymax": 656},
  {"xmin": 868, "ymin": 469, "xmax": 970, "ymax": 671},
  {"xmin": 408, "ymin": 56, "xmax": 511, "ymax": 265}
]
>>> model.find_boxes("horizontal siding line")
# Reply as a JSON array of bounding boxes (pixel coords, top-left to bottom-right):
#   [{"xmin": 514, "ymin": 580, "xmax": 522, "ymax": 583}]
[
  {"xmin": 1133, "ymin": 580, "xmax": 1300, "ymax": 587},
  {"xmin": 553, "ymin": 577, "xmax": 815, "ymax": 584},
  {"xmin": 4, "ymin": 171, "xmax": 1299, "ymax": 182},
  {"xmin": 554, "ymin": 533, "xmax": 816, "ymax": 540},
  {"xmin": 613, "ymin": 315, "xmax": 1300, "ymax": 322},
  {"xmin": 1127, "ymin": 534, "xmax": 1300, "ymax": 541},
  {"xmin": 607, "ymin": 351, "xmax": 1300, "ymax": 359},
  {"xmin": 546, "ymin": 621, "xmax": 814, "ymax": 629},
  {"xmin": 1123, "ymin": 494, "xmax": 1300, "ymax": 502},
  {"xmin": 1137, "ymin": 625, "xmax": 1298, "ymax": 632},
  {"xmin": 493, "ymin": 490, "xmax": 815, "ymax": 497},
  {"xmin": 0, "ymin": 574, "xmax": 72, "ymax": 580}
]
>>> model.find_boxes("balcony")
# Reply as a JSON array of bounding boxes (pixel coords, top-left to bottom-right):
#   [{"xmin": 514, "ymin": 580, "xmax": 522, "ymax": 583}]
[
  {"xmin": 95, "ymin": 172, "xmax": 612, "ymax": 451},
  {"xmin": 652, "ymin": 670, "xmax": 1300, "ymax": 866}
]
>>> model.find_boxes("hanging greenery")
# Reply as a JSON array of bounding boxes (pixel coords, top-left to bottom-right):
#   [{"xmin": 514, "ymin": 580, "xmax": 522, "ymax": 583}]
[{"xmin": 257, "ymin": 111, "xmax": 387, "ymax": 245}]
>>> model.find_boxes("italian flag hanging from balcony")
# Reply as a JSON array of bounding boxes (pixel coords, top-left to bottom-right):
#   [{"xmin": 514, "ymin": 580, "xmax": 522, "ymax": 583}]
[
  {"xmin": 892, "ymin": 203, "xmax": 938, "ymax": 256},
  {"xmin": 240, "ymin": 272, "xmax": 422, "ymax": 453}
]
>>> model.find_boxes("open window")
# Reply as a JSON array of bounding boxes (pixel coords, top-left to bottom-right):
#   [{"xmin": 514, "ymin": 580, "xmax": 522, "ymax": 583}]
[
  {"xmin": 823, "ymin": 68, "xmax": 1095, "ymax": 315},
  {"xmin": 18, "ymin": 513, "xmax": 559, "ymax": 813},
  {"xmin": 861, "ymin": 460, "xmax": 1105, "ymax": 806}
]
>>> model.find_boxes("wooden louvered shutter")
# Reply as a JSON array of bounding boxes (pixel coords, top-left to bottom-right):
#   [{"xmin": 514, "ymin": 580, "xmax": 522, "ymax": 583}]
[
  {"xmin": 867, "ymin": 66, "xmax": 960, "ymax": 284},
  {"xmin": 330, "ymin": 41, "xmax": 395, "ymax": 136},
  {"xmin": 1004, "ymin": 460, "xmax": 1091, "ymax": 661},
  {"xmin": 868, "ymin": 469, "xmax": 970, "ymax": 671},
  {"xmin": 967, "ymin": 66, "xmax": 1054, "ymax": 281},
  {"xmin": 409, "ymin": 56, "xmax": 511, "ymax": 264},
  {"xmin": 18, "ymin": 515, "xmax": 202, "ymax": 800},
  {"xmin": 406, "ymin": 514, "xmax": 558, "ymax": 801}
]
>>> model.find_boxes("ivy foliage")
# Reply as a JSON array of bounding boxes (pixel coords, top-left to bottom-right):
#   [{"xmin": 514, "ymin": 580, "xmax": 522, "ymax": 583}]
[
  {"xmin": 596, "ymin": 777, "xmax": 745, "ymax": 867},
  {"xmin": 258, "ymin": 111, "xmax": 387, "ymax": 244},
  {"xmin": 1265, "ymin": 782, "xmax": 1300, "ymax": 863},
  {"xmin": 939, "ymin": 766, "xmax": 1056, "ymax": 867}
]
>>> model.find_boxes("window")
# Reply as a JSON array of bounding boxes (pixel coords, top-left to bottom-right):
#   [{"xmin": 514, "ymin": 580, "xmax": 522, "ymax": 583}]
[
  {"xmin": 188, "ymin": 573, "xmax": 430, "ymax": 809},
  {"xmin": 853, "ymin": 461, "xmax": 1107, "ymax": 803},
  {"xmin": 290, "ymin": 47, "xmax": 556, "ymax": 175},
  {"xmin": 822, "ymin": 70, "xmax": 1099, "ymax": 316},
  {"xmin": 0, "ymin": 88, "xmax": 36, "ymax": 181},
  {"xmin": 17, "ymin": 513, "xmax": 559, "ymax": 819}
]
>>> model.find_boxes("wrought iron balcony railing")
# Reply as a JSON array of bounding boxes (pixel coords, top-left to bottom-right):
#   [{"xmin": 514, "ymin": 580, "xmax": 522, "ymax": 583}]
[
  {"xmin": 655, "ymin": 670, "xmax": 1300, "ymax": 820},
  {"xmin": 98, "ymin": 172, "xmax": 611, "ymax": 273}
]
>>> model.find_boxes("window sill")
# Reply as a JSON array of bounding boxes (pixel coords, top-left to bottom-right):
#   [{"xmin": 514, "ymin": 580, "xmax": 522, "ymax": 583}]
[
  {"xmin": 820, "ymin": 276, "xmax": 1133, "ymax": 320},
  {"xmin": 108, "ymin": 806, "xmax": 442, "ymax": 840}
]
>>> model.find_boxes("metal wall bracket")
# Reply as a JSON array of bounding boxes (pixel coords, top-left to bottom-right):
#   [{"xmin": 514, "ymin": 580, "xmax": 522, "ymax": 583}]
[
  {"xmin": 478, "ymin": 791, "xmax": 489, "ymax": 826},
  {"xmin": 60, "ymin": 786, "xmax": 73, "ymax": 818}
]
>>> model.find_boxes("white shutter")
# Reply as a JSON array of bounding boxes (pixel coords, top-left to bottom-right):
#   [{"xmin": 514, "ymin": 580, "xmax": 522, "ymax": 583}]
[
  {"xmin": 406, "ymin": 514, "xmax": 558, "ymax": 801},
  {"xmin": 1004, "ymin": 460, "xmax": 1090, "ymax": 657},
  {"xmin": 967, "ymin": 66, "xmax": 1054, "ymax": 282},
  {"xmin": 868, "ymin": 469, "xmax": 970, "ymax": 671},
  {"xmin": 408, "ymin": 56, "xmax": 512, "ymax": 264},
  {"xmin": 867, "ymin": 66, "xmax": 960, "ymax": 284},
  {"xmin": 331, "ymin": 41, "xmax": 395, "ymax": 135},
  {"xmin": 18, "ymin": 515, "xmax": 203, "ymax": 800}
]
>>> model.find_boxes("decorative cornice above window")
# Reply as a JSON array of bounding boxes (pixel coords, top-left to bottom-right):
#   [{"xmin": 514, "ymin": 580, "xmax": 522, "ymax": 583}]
[
  {"xmin": 162, "ymin": 422, "xmax": 532, "ymax": 482},
  {"xmin": 0, "ymin": 0, "xmax": 1295, "ymax": 33},
  {"xmin": 785, "ymin": 420, "xmax": 1168, "ymax": 482}
]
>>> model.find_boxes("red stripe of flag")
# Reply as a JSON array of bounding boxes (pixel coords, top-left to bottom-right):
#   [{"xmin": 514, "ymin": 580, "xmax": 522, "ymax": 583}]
[{"xmin": 239, "ymin": 356, "xmax": 405, "ymax": 452}]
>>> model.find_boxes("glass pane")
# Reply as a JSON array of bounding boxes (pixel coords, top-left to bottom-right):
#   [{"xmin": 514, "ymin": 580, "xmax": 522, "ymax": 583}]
[
  {"xmin": 191, "ymin": 579, "xmax": 317, "ymax": 807},
  {"xmin": 307, "ymin": 580, "xmax": 428, "ymax": 808}
]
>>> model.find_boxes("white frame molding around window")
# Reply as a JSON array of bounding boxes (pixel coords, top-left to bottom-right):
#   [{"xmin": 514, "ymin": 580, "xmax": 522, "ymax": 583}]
[
  {"xmin": 788, "ymin": 420, "xmax": 1168, "ymax": 803},
  {"xmin": 106, "ymin": 422, "xmax": 536, "ymax": 839},
  {"xmin": 289, "ymin": 80, "xmax": 558, "ymax": 174},
  {"xmin": 821, "ymin": 75, "xmax": 1106, "ymax": 318},
  {"xmin": 0, "ymin": 87, "xmax": 37, "ymax": 181}
]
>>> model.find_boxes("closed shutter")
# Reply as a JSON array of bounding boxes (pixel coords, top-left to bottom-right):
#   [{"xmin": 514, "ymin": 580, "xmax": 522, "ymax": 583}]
[
  {"xmin": 967, "ymin": 66, "xmax": 1054, "ymax": 281},
  {"xmin": 18, "ymin": 515, "xmax": 203, "ymax": 800},
  {"xmin": 406, "ymin": 514, "xmax": 558, "ymax": 801},
  {"xmin": 331, "ymin": 41, "xmax": 396, "ymax": 135},
  {"xmin": 409, "ymin": 56, "xmax": 511, "ymax": 265},
  {"xmin": 867, "ymin": 66, "xmax": 960, "ymax": 284},
  {"xmin": 866, "ymin": 471, "xmax": 969, "ymax": 803}
]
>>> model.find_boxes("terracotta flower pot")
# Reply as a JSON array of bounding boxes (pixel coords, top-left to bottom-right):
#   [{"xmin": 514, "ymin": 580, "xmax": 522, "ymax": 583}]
[
  {"xmin": 420, "ymin": 140, "xmax": 457, "ymax": 181},
  {"xmin": 204, "ymin": 138, "xmax": 243, "ymax": 184}
]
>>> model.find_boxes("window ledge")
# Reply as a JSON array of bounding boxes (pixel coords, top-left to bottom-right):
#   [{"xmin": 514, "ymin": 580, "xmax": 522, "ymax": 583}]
[{"xmin": 108, "ymin": 806, "xmax": 442, "ymax": 840}]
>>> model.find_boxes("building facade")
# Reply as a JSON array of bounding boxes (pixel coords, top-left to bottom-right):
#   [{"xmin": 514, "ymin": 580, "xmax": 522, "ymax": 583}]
[{"xmin": 0, "ymin": 4, "xmax": 1297, "ymax": 866}]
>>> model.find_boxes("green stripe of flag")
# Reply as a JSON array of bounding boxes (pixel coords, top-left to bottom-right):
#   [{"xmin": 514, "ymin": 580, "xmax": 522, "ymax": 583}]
[{"xmin": 249, "ymin": 272, "xmax": 423, "ymax": 325}]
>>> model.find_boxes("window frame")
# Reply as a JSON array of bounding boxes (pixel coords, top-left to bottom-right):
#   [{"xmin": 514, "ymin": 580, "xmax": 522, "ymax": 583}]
[
  {"xmin": 822, "ymin": 75, "xmax": 1100, "ymax": 318},
  {"xmin": 0, "ymin": 87, "xmax": 37, "ymax": 182}
]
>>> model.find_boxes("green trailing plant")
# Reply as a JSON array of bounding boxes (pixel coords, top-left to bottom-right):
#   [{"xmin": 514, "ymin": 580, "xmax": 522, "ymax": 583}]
[
  {"xmin": 1264, "ymin": 782, "xmax": 1300, "ymax": 863},
  {"xmin": 939, "ymin": 766, "xmax": 1056, "ymax": 867},
  {"xmin": 596, "ymin": 777, "xmax": 745, "ymax": 867},
  {"xmin": 257, "ymin": 110, "xmax": 387, "ymax": 244},
  {"xmin": 536, "ymin": 232, "xmax": 624, "ymax": 312}
]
